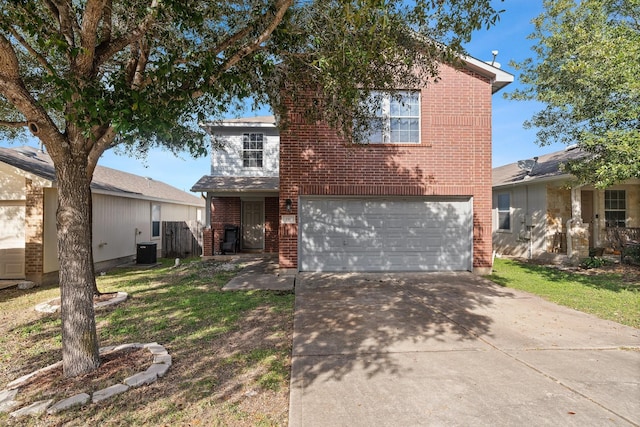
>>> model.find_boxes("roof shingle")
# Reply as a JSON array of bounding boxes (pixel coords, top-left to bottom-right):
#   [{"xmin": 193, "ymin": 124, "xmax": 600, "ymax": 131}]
[
  {"xmin": 0, "ymin": 146, "xmax": 203, "ymax": 206},
  {"xmin": 493, "ymin": 147, "xmax": 587, "ymax": 187}
]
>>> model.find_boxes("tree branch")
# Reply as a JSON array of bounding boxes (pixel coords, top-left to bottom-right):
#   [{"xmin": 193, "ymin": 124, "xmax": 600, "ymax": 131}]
[
  {"xmin": 78, "ymin": 0, "xmax": 108, "ymax": 76},
  {"xmin": 0, "ymin": 120, "xmax": 28, "ymax": 128},
  {"xmin": 99, "ymin": 0, "xmax": 113, "ymax": 46},
  {"xmin": 0, "ymin": 35, "xmax": 67, "ymax": 155},
  {"xmin": 0, "ymin": 34, "xmax": 21, "ymax": 81},
  {"xmin": 193, "ymin": 0, "xmax": 293, "ymax": 98},
  {"xmin": 87, "ymin": 125, "xmax": 116, "ymax": 175},
  {"xmin": 95, "ymin": 0, "xmax": 161, "ymax": 68},
  {"xmin": 220, "ymin": 0, "xmax": 293, "ymax": 71},
  {"xmin": 49, "ymin": 0, "xmax": 77, "ymax": 49},
  {"xmin": 132, "ymin": 39, "xmax": 150, "ymax": 89},
  {"xmin": 211, "ymin": 26, "xmax": 254, "ymax": 59},
  {"xmin": 8, "ymin": 27, "xmax": 53, "ymax": 75}
]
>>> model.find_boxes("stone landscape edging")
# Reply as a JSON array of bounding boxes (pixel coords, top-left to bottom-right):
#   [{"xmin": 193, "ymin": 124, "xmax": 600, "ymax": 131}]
[
  {"xmin": 0, "ymin": 342, "xmax": 171, "ymax": 418},
  {"xmin": 34, "ymin": 292, "xmax": 128, "ymax": 313}
]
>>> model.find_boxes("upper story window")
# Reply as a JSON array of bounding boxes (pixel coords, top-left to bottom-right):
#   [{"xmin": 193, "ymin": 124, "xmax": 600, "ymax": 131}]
[
  {"xmin": 364, "ymin": 91, "xmax": 420, "ymax": 144},
  {"xmin": 243, "ymin": 133, "xmax": 263, "ymax": 168},
  {"xmin": 497, "ymin": 193, "xmax": 511, "ymax": 231},
  {"xmin": 605, "ymin": 190, "xmax": 626, "ymax": 227}
]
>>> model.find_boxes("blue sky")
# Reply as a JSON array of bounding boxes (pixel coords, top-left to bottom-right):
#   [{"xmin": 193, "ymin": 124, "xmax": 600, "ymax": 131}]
[{"xmin": 2, "ymin": 0, "xmax": 566, "ymax": 193}]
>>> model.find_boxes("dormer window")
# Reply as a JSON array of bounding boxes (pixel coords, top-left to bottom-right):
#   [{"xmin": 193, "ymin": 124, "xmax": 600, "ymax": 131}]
[{"xmin": 243, "ymin": 133, "xmax": 263, "ymax": 168}]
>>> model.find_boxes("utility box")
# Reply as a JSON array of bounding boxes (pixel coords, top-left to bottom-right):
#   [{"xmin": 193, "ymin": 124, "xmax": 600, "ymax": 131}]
[{"xmin": 137, "ymin": 242, "xmax": 157, "ymax": 264}]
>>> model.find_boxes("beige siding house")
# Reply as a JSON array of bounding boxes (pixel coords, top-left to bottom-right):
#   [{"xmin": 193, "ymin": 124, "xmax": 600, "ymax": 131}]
[
  {"xmin": 492, "ymin": 146, "xmax": 640, "ymax": 262},
  {"xmin": 0, "ymin": 146, "xmax": 204, "ymax": 285}
]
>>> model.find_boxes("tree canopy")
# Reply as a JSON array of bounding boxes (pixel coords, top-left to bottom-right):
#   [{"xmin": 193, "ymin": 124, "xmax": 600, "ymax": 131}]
[
  {"xmin": 0, "ymin": 0, "xmax": 503, "ymax": 377},
  {"xmin": 508, "ymin": 0, "xmax": 640, "ymax": 188}
]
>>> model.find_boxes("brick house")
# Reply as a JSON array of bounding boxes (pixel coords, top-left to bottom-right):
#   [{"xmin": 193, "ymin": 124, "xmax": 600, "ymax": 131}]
[
  {"xmin": 492, "ymin": 146, "xmax": 640, "ymax": 262},
  {"xmin": 194, "ymin": 55, "xmax": 513, "ymax": 274},
  {"xmin": 0, "ymin": 146, "xmax": 204, "ymax": 285}
]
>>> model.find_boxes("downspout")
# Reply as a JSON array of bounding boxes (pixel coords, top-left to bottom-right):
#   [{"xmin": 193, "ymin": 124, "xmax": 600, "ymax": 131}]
[{"xmin": 204, "ymin": 193, "xmax": 212, "ymax": 228}]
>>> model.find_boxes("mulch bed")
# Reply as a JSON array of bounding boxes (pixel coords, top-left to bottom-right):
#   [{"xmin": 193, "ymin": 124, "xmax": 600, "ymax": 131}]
[{"xmin": 12, "ymin": 347, "xmax": 153, "ymax": 405}]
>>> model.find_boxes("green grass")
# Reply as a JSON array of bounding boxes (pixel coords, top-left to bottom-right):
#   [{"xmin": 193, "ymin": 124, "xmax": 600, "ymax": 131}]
[
  {"xmin": 487, "ymin": 258, "xmax": 640, "ymax": 328},
  {"xmin": 0, "ymin": 257, "xmax": 294, "ymax": 426}
]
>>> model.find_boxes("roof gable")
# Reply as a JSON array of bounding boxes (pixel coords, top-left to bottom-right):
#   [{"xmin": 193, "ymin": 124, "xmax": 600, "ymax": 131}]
[{"xmin": 460, "ymin": 54, "xmax": 514, "ymax": 94}]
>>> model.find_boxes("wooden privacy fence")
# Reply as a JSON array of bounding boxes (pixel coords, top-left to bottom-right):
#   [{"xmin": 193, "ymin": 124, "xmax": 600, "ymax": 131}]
[{"xmin": 162, "ymin": 221, "xmax": 203, "ymax": 258}]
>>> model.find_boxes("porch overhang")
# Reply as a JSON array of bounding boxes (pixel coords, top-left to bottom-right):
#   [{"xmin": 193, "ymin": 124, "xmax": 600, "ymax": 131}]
[{"xmin": 191, "ymin": 176, "xmax": 279, "ymax": 195}]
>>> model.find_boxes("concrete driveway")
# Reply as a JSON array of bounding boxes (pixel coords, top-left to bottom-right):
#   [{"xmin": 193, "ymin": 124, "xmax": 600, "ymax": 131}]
[{"xmin": 289, "ymin": 272, "xmax": 640, "ymax": 426}]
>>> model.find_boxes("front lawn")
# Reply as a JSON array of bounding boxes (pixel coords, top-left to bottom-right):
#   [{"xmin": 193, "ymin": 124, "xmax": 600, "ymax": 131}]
[
  {"xmin": 487, "ymin": 258, "xmax": 640, "ymax": 329},
  {"xmin": 0, "ymin": 258, "xmax": 294, "ymax": 426}
]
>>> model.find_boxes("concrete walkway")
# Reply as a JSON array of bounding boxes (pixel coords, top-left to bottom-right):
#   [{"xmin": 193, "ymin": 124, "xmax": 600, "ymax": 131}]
[
  {"xmin": 221, "ymin": 254, "xmax": 296, "ymax": 291},
  {"xmin": 289, "ymin": 272, "xmax": 640, "ymax": 426}
]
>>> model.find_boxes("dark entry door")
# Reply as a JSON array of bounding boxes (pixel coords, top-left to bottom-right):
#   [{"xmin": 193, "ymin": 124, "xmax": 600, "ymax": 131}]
[{"xmin": 242, "ymin": 201, "xmax": 264, "ymax": 250}]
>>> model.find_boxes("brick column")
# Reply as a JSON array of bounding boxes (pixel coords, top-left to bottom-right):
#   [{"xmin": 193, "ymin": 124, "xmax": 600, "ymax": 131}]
[
  {"xmin": 202, "ymin": 228, "xmax": 213, "ymax": 256},
  {"xmin": 24, "ymin": 179, "xmax": 45, "ymax": 284}
]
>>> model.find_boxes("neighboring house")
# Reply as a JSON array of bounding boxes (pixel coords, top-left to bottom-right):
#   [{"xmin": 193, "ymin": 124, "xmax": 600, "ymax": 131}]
[
  {"xmin": 194, "ymin": 54, "xmax": 513, "ymax": 274},
  {"xmin": 492, "ymin": 146, "xmax": 640, "ymax": 261},
  {"xmin": 0, "ymin": 146, "xmax": 204, "ymax": 285}
]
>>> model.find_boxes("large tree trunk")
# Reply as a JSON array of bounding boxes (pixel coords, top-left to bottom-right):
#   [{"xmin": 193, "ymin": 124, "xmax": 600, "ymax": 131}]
[{"xmin": 56, "ymin": 159, "xmax": 101, "ymax": 377}]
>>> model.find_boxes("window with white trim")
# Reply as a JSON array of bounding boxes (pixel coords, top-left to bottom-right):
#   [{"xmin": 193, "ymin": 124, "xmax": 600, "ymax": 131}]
[
  {"xmin": 605, "ymin": 190, "xmax": 626, "ymax": 227},
  {"xmin": 243, "ymin": 133, "xmax": 263, "ymax": 168},
  {"xmin": 363, "ymin": 91, "xmax": 420, "ymax": 144},
  {"xmin": 151, "ymin": 204, "xmax": 161, "ymax": 238},
  {"xmin": 497, "ymin": 193, "xmax": 511, "ymax": 231}
]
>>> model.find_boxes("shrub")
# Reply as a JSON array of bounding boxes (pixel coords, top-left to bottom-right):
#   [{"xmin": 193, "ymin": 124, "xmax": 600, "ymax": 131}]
[
  {"xmin": 580, "ymin": 257, "xmax": 609, "ymax": 269},
  {"xmin": 622, "ymin": 244, "xmax": 640, "ymax": 265}
]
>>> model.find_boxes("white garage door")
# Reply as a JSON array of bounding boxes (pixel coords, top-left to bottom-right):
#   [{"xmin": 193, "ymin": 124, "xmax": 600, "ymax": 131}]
[
  {"xmin": 299, "ymin": 197, "xmax": 472, "ymax": 272},
  {"xmin": 0, "ymin": 204, "xmax": 26, "ymax": 279}
]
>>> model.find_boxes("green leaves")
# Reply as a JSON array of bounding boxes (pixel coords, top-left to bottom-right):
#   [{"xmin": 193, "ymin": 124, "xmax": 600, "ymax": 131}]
[
  {"xmin": 1, "ymin": 0, "xmax": 504, "ymax": 157},
  {"xmin": 508, "ymin": 0, "xmax": 640, "ymax": 187}
]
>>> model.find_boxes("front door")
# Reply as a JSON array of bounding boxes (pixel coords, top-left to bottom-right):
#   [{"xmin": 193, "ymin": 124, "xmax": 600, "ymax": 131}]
[
  {"xmin": 242, "ymin": 201, "xmax": 264, "ymax": 250},
  {"xmin": 581, "ymin": 190, "xmax": 594, "ymax": 248}
]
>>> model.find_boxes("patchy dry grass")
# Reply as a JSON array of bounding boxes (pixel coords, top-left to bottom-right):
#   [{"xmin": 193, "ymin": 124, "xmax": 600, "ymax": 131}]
[{"xmin": 0, "ymin": 258, "xmax": 294, "ymax": 426}]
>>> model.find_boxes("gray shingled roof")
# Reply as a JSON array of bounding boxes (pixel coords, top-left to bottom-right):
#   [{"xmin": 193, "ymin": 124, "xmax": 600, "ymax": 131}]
[
  {"xmin": 191, "ymin": 176, "xmax": 279, "ymax": 192},
  {"xmin": 0, "ymin": 146, "xmax": 203, "ymax": 206},
  {"xmin": 493, "ymin": 146, "xmax": 588, "ymax": 187}
]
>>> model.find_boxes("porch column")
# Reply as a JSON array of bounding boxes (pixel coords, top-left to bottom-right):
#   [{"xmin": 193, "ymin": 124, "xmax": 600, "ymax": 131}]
[
  {"xmin": 205, "ymin": 193, "xmax": 212, "ymax": 228},
  {"xmin": 571, "ymin": 187, "xmax": 582, "ymax": 220},
  {"xmin": 567, "ymin": 186, "xmax": 590, "ymax": 262}
]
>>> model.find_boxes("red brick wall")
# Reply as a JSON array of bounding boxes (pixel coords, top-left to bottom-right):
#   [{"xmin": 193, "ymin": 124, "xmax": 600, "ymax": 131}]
[
  {"xmin": 210, "ymin": 197, "xmax": 241, "ymax": 254},
  {"xmin": 279, "ymin": 63, "xmax": 494, "ymax": 271},
  {"xmin": 203, "ymin": 228, "xmax": 213, "ymax": 256},
  {"xmin": 265, "ymin": 197, "xmax": 279, "ymax": 253},
  {"xmin": 205, "ymin": 196, "xmax": 279, "ymax": 254}
]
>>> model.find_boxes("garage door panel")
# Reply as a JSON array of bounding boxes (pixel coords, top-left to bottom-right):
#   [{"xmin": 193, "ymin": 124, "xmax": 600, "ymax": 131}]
[{"xmin": 300, "ymin": 197, "xmax": 472, "ymax": 272}]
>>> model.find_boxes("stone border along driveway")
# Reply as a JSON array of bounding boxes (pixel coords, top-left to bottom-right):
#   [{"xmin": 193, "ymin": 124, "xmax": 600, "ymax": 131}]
[
  {"xmin": 0, "ymin": 342, "xmax": 171, "ymax": 418},
  {"xmin": 34, "ymin": 292, "xmax": 129, "ymax": 313}
]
